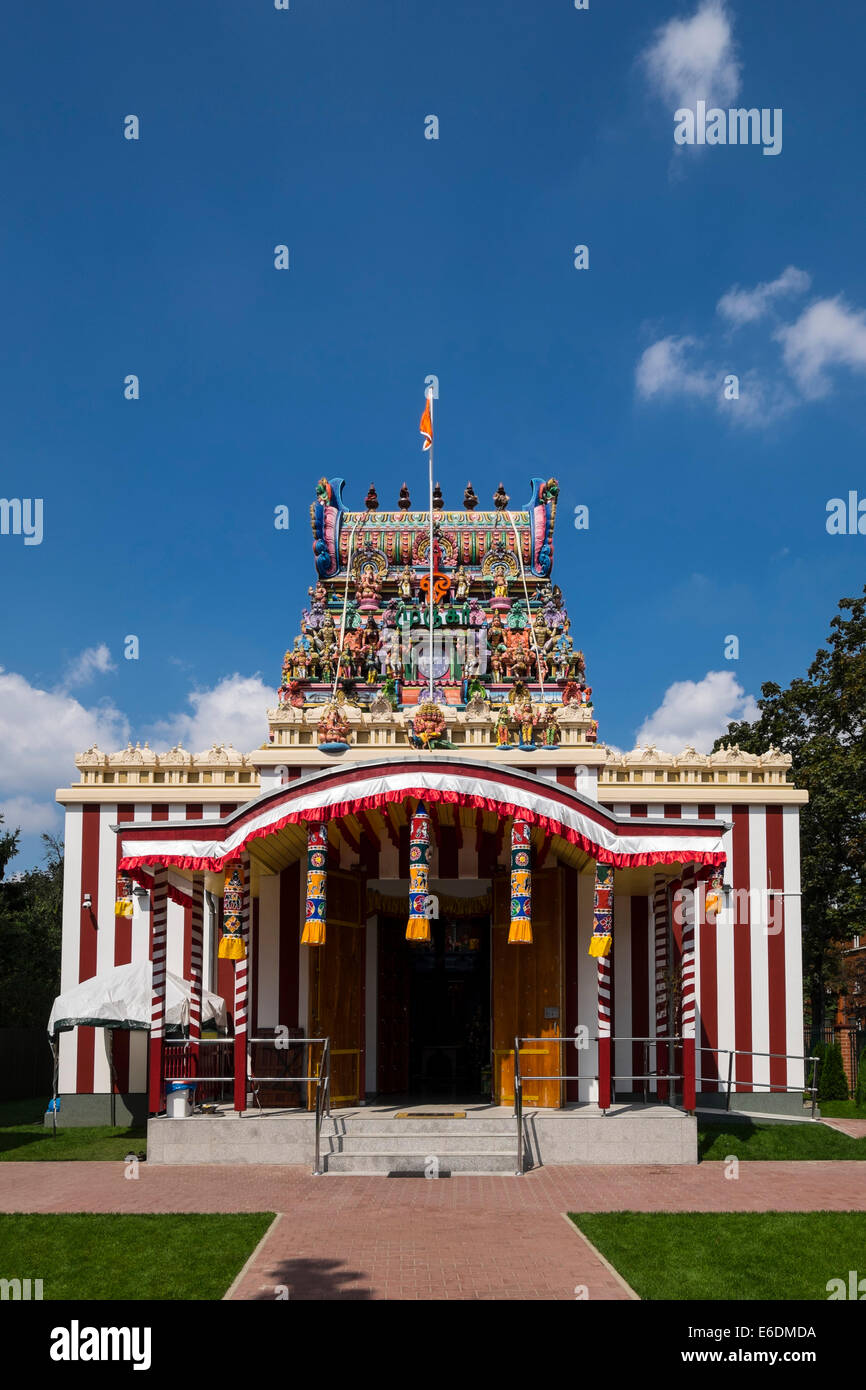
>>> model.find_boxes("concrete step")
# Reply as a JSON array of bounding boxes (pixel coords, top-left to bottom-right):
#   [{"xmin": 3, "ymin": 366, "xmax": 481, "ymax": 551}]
[
  {"xmin": 323, "ymin": 1133, "xmax": 516, "ymax": 1154},
  {"xmin": 323, "ymin": 1116, "xmax": 516, "ymax": 1137},
  {"xmin": 323, "ymin": 1150, "xmax": 521, "ymax": 1175}
]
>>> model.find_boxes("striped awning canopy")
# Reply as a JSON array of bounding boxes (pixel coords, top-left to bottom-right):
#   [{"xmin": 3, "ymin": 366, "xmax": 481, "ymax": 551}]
[{"xmin": 117, "ymin": 757, "xmax": 727, "ymax": 876}]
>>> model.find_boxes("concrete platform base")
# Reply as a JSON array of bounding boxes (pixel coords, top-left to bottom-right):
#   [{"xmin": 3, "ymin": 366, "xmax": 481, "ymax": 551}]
[
  {"xmin": 147, "ymin": 1101, "xmax": 698, "ymax": 1171},
  {"xmin": 43, "ymin": 1093, "xmax": 147, "ymax": 1128}
]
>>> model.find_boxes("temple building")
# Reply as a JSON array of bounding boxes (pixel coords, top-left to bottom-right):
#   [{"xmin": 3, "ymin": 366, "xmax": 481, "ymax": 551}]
[{"xmin": 53, "ymin": 476, "xmax": 809, "ymax": 1169}]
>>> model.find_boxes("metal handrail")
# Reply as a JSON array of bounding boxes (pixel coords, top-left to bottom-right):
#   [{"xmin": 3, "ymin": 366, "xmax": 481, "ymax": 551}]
[
  {"xmin": 695, "ymin": 1045, "xmax": 821, "ymax": 1118},
  {"xmin": 513, "ymin": 1036, "xmax": 523, "ymax": 1176},
  {"xmin": 313, "ymin": 1038, "xmax": 331, "ymax": 1177}
]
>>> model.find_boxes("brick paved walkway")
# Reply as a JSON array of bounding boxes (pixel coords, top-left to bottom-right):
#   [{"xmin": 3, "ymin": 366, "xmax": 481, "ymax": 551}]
[
  {"xmin": 3, "ymin": 1162, "xmax": 864, "ymax": 1301},
  {"xmin": 820, "ymin": 1117, "xmax": 866, "ymax": 1139}
]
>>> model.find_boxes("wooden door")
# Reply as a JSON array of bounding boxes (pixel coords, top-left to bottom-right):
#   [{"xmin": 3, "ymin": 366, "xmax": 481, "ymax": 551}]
[
  {"xmin": 377, "ymin": 917, "xmax": 410, "ymax": 1094},
  {"xmin": 308, "ymin": 869, "xmax": 364, "ymax": 1108},
  {"xmin": 492, "ymin": 867, "xmax": 563, "ymax": 1108}
]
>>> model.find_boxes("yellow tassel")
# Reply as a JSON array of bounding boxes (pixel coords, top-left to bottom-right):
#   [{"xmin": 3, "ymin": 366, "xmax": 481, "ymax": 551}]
[
  {"xmin": 588, "ymin": 934, "xmax": 611, "ymax": 959},
  {"xmin": 301, "ymin": 921, "xmax": 326, "ymax": 946},
  {"xmin": 507, "ymin": 920, "xmax": 533, "ymax": 945},
  {"xmin": 406, "ymin": 917, "xmax": 431, "ymax": 943},
  {"xmin": 218, "ymin": 935, "xmax": 247, "ymax": 961}
]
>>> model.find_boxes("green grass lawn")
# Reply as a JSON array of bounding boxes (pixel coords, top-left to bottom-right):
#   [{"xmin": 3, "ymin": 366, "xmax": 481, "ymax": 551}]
[
  {"xmin": 817, "ymin": 1100, "xmax": 866, "ymax": 1119},
  {"xmin": 0, "ymin": 1213, "xmax": 275, "ymax": 1299},
  {"xmin": 698, "ymin": 1118, "xmax": 866, "ymax": 1161},
  {"xmin": 0, "ymin": 1097, "xmax": 146, "ymax": 1162},
  {"xmin": 570, "ymin": 1211, "xmax": 866, "ymax": 1300}
]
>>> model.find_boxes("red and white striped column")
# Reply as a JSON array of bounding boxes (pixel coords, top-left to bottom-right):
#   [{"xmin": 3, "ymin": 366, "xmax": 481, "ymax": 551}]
[
  {"xmin": 595, "ymin": 864, "xmax": 613, "ymax": 1111},
  {"xmin": 189, "ymin": 876, "xmax": 204, "ymax": 1073},
  {"xmin": 233, "ymin": 853, "xmax": 251, "ymax": 1113},
  {"xmin": 680, "ymin": 865, "xmax": 697, "ymax": 1112},
  {"xmin": 148, "ymin": 866, "xmax": 168, "ymax": 1115},
  {"xmin": 653, "ymin": 874, "xmax": 669, "ymax": 1102}
]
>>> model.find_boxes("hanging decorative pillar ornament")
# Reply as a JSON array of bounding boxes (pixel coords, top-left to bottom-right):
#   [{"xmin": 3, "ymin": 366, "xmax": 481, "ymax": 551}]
[
  {"xmin": 508, "ymin": 817, "xmax": 533, "ymax": 944},
  {"xmin": 114, "ymin": 870, "xmax": 134, "ymax": 919},
  {"xmin": 704, "ymin": 869, "xmax": 723, "ymax": 921},
  {"xmin": 218, "ymin": 860, "xmax": 247, "ymax": 960},
  {"xmin": 406, "ymin": 802, "xmax": 432, "ymax": 942},
  {"xmin": 588, "ymin": 862, "xmax": 614, "ymax": 957},
  {"xmin": 302, "ymin": 823, "xmax": 328, "ymax": 946}
]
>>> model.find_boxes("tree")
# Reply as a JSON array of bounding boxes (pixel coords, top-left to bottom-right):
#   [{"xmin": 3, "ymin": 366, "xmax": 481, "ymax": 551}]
[
  {"xmin": 715, "ymin": 587, "xmax": 866, "ymax": 1027},
  {"xmin": 0, "ymin": 814, "xmax": 20, "ymax": 881},
  {"xmin": 817, "ymin": 1043, "xmax": 849, "ymax": 1102},
  {"xmin": 0, "ymin": 831, "xmax": 64, "ymax": 1028}
]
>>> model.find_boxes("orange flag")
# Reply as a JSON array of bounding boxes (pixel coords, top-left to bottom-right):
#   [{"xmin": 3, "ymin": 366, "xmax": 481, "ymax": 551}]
[{"xmin": 419, "ymin": 395, "xmax": 433, "ymax": 451}]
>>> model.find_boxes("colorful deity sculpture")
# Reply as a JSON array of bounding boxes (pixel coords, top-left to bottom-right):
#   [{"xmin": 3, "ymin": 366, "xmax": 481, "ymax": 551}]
[
  {"xmin": 290, "ymin": 638, "xmax": 310, "ymax": 679},
  {"xmin": 398, "ymin": 565, "xmax": 414, "ymax": 600},
  {"xmin": 356, "ymin": 563, "xmax": 381, "ymax": 611},
  {"xmin": 453, "ymin": 565, "xmax": 470, "ymax": 601},
  {"xmin": 512, "ymin": 686, "xmax": 536, "ymax": 748},
  {"xmin": 492, "ymin": 566, "xmax": 509, "ymax": 600},
  {"xmin": 541, "ymin": 704, "xmax": 560, "ymax": 747},
  {"xmin": 408, "ymin": 701, "xmax": 448, "ymax": 749},
  {"xmin": 495, "ymin": 706, "xmax": 512, "ymax": 747},
  {"xmin": 317, "ymin": 703, "xmax": 351, "ymax": 748},
  {"xmin": 467, "ymin": 598, "xmax": 485, "ymax": 627}
]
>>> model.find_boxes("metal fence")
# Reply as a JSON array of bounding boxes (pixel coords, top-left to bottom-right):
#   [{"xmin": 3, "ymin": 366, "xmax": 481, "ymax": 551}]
[{"xmin": 803, "ymin": 1026, "xmax": 864, "ymax": 1091}]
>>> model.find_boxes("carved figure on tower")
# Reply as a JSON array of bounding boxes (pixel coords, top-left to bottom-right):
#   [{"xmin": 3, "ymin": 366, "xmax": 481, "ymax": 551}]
[
  {"xmin": 408, "ymin": 701, "xmax": 448, "ymax": 749},
  {"xmin": 453, "ymin": 565, "xmax": 470, "ymax": 601},
  {"xmin": 495, "ymin": 706, "xmax": 512, "ymax": 747},
  {"xmin": 317, "ymin": 703, "xmax": 351, "ymax": 748},
  {"xmin": 356, "ymin": 562, "xmax": 381, "ymax": 610}
]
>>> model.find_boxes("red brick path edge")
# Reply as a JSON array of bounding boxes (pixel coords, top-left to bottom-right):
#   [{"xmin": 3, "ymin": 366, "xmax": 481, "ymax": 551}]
[
  {"xmin": 2, "ymin": 1163, "xmax": 864, "ymax": 1302},
  {"xmin": 820, "ymin": 1117, "xmax": 866, "ymax": 1139}
]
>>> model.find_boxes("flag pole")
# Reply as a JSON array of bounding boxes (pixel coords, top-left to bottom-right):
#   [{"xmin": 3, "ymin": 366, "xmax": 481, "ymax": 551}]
[{"xmin": 427, "ymin": 390, "xmax": 435, "ymax": 701}]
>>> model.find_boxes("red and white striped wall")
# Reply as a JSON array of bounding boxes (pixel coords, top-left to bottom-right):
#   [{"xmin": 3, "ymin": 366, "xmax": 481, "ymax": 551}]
[
  {"xmin": 57, "ymin": 800, "xmax": 239, "ymax": 1099},
  {"xmin": 58, "ymin": 783, "xmax": 803, "ymax": 1102}
]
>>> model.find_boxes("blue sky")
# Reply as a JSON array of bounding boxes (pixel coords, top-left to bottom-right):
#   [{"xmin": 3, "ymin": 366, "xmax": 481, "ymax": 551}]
[{"xmin": 1, "ymin": 0, "xmax": 864, "ymax": 867}]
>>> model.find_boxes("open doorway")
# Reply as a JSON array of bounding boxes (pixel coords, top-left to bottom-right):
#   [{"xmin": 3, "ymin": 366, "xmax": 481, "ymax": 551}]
[{"xmin": 377, "ymin": 914, "xmax": 491, "ymax": 1101}]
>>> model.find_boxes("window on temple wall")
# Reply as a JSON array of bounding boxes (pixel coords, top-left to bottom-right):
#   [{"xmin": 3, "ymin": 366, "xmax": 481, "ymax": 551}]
[
  {"xmin": 153, "ymin": 771, "xmax": 164, "ymax": 783},
  {"xmin": 188, "ymin": 772, "xmax": 199, "ymax": 783},
  {"xmin": 239, "ymin": 772, "xmax": 251, "ymax": 784}
]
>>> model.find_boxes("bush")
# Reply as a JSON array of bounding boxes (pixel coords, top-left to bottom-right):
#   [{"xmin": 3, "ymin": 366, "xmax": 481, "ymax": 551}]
[
  {"xmin": 856, "ymin": 1047, "xmax": 866, "ymax": 1109},
  {"xmin": 818, "ymin": 1043, "xmax": 849, "ymax": 1101}
]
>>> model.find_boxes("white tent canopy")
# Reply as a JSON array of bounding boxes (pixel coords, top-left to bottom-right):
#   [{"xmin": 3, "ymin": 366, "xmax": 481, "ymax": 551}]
[{"xmin": 47, "ymin": 960, "xmax": 227, "ymax": 1036}]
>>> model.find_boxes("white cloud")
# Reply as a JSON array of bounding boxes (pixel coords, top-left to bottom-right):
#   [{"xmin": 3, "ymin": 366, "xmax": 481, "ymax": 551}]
[
  {"xmin": 61, "ymin": 643, "xmax": 117, "ymax": 690},
  {"xmin": 636, "ymin": 670, "xmax": 759, "ymax": 753},
  {"xmin": 640, "ymin": 0, "xmax": 741, "ymax": 109},
  {"xmin": 717, "ymin": 266, "xmax": 811, "ymax": 328},
  {"xmin": 0, "ymin": 666, "xmax": 129, "ymax": 837},
  {"xmin": 635, "ymin": 335, "xmax": 717, "ymax": 400},
  {"xmin": 775, "ymin": 295, "xmax": 866, "ymax": 399},
  {"xmin": 638, "ymin": 270, "xmax": 866, "ymax": 425},
  {"xmin": 0, "ymin": 663, "xmax": 274, "ymax": 851},
  {"xmin": 148, "ymin": 673, "xmax": 272, "ymax": 754}
]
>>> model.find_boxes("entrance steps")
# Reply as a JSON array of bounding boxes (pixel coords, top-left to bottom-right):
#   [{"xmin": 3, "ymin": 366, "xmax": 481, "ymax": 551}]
[
  {"xmin": 320, "ymin": 1112, "xmax": 518, "ymax": 1175},
  {"xmin": 146, "ymin": 1101, "xmax": 698, "ymax": 1168}
]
